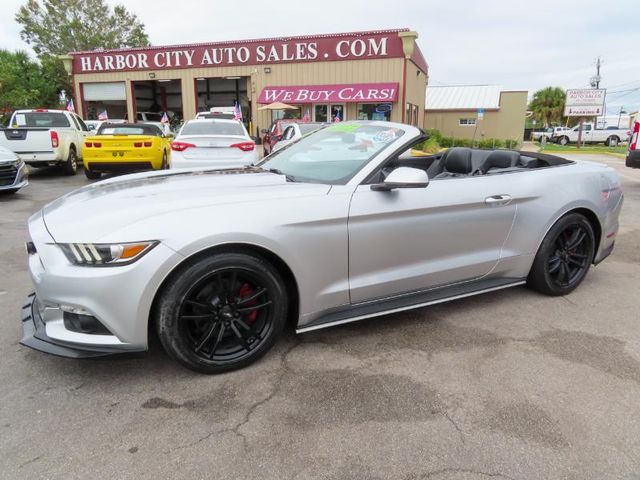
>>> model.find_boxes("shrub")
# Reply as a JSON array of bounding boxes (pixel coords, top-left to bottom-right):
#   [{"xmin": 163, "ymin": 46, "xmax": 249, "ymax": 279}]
[
  {"xmin": 425, "ymin": 128, "xmax": 443, "ymax": 143},
  {"xmin": 420, "ymin": 138, "xmax": 441, "ymax": 154}
]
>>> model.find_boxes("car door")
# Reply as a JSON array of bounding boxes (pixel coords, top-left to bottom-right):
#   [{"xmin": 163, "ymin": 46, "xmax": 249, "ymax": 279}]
[{"xmin": 348, "ymin": 174, "xmax": 517, "ymax": 304}]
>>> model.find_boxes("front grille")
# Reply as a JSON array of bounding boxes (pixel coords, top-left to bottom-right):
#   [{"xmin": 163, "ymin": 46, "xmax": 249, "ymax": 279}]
[{"xmin": 0, "ymin": 164, "xmax": 18, "ymax": 186}]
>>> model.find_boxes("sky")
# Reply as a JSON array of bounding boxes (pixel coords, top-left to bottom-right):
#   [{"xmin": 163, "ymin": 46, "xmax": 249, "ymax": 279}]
[{"xmin": 1, "ymin": 0, "xmax": 638, "ymax": 115}]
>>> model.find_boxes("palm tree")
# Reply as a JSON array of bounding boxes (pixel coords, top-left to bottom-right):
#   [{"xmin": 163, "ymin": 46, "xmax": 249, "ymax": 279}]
[{"xmin": 529, "ymin": 87, "xmax": 566, "ymax": 127}]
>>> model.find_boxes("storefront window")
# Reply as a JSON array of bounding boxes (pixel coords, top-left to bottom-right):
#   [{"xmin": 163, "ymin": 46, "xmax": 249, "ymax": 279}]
[{"xmin": 357, "ymin": 103, "xmax": 392, "ymax": 121}]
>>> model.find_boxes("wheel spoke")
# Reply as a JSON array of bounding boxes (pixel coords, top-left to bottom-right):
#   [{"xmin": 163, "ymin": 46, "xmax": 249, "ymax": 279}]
[
  {"xmin": 185, "ymin": 299, "xmax": 209, "ymax": 310},
  {"xmin": 237, "ymin": 300, "xmax": 272, "ymax": 313},
  {"xmin": 236, "ymin": 287, "xmax": 267, "ymax": 306},
  {"xmin": 548, "ymin": 259, "xmax": 561, "ymax": 274},
  {"xmin": 235, "ymin": 317, "xmax": 259, "ymax": 337},
  {"xmin": 194, "ymin": 322, "xmax": 219, "ymax": 353},
  {"xmin": 568, "ymin": 257, "xmax": 586, "ymax": 268},
  {"xmin": 230, "ymin": 322, "xmax": 251, "ymax": 351},
  {"xmin": 227, "ymin": 271, "xmax": 237, "ymax": 298},
  {"xmin": 181, "ymin": 314, "xmax": 215, "ymax": 321},
  {"xmin": 207, "ymin": 324, "xmax": 226, "ymax": 359},
  {"xmin": 558, "ymin": 263, "xmax": 569, "ymax": 284},
  {"xmin": 567, "ymin": 230, "xmax": 586, "ymax": 250}
]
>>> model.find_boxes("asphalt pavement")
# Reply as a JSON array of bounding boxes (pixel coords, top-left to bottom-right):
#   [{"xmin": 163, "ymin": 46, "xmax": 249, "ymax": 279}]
[{"xmin": 1, "ymin": 155, "xmax": 639, "ymax": 480}]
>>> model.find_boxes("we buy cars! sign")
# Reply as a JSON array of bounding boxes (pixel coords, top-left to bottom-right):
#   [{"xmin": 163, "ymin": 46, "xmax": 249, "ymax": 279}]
[
  {"xmin": 564, "ymin": 89, "xmax": 606, "ymax": 117},
  {"xmin": 258, "ymin": 83, "xmax": 399, "ymax": 103}
]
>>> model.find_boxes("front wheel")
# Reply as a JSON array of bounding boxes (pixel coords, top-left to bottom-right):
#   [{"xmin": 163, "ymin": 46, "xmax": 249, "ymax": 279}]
[
  {"xmin": 62, "ymin": 147, "xmax": 78, "ymax": 175},
  {"xmin": 161, "ymin": 151, "xmax": 168, "ymax": 170},
  {"xmin": 527, "ymin": 213, "xmax": 595, "ymax": 296},
  {"xmin": 156, "ymin": 253, "xmax": 288, "ymax": 374}
]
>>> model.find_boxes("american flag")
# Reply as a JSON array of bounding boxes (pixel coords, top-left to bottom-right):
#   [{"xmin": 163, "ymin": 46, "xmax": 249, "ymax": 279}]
[
  {"xmin": 97, "ymin": 110, "xmax": 108, "ymax": 121},
  {"xmin": 302, "ymin": 110, "xmax": 310, "ymax": 122},
  {"xmin": 333, "ymin": 110, "xmax": 341, "ymax": 122},
  {"xmin": 233, "ymin": 102, "xmax": 242, "ymax": 121},
  {"xmin": 161, "ymin": 112, "xmax": 169, "ymax": 124},
  {"xmin": 66, "ymin": 99, "xmax": 75, "ymax": 113}
]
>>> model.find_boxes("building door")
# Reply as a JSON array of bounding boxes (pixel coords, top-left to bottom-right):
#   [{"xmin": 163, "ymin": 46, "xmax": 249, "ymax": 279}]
[{"xmin": 314, "ymin": 104, "xmax": 346, "ymax": 122}]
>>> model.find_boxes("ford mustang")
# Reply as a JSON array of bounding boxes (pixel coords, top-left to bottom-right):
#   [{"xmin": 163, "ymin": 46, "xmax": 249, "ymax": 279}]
[{"xmin": 21, "ymin": 121, "xmax": 623, "ymax": 373}]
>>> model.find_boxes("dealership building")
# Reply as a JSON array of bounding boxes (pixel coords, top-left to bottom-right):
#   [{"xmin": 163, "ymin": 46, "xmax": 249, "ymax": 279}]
[{"xmin": 61, "ymin": 29, "xmax": 428, "ymax": 136}]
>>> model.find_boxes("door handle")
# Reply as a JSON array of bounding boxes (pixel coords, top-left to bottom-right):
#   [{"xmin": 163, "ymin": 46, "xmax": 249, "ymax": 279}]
[{"xmin": 485, "ymin": 194, "xmax": 512, "ymax": 206}]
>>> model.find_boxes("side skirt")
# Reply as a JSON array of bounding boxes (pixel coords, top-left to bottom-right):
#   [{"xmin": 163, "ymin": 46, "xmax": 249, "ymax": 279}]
[{"xmin": 296, "ymin": 278, "xmax": 526, "ymax": 334}]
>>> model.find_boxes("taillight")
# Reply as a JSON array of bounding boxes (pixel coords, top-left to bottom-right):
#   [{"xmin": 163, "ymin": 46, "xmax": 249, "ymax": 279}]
[
  {"xmin": 631, "ymin": 121, "xmax": 639, "ymax": 151},
  {"xmin": 84, "ymin": 142, "xmax": 93, "ymax": 148},
  {"xmin": 50, "ymin": 131, "xmax": 59, "ymax": 148},
  {"xmin": 171, "ymin": 141, "xmax": 195, "ymax": 152},
  {"xmin": 133, "ymin": 142, "xmax": 142, "ymax": 148},
  {"xmin": 230, "ymin": 141, "xmax": 255, "ymax": 152},
  {"xmin": 93, "ymin": 142, "xmax": 101, "ymax": 148},
  {"xmin": 143, "ymin": 141, "xmax": 152, "ymax": 147}
]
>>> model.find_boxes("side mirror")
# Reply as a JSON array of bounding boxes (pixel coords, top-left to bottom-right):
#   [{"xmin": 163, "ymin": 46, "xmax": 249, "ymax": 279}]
[{"xmin": 371, "ymin": 167, "xmax": 429, "ymax": 191}]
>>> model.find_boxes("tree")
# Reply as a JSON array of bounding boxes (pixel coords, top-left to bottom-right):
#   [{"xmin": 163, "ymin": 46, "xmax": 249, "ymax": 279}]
[
  {"xmin": 0, "ymin": 49, "xmax": 61, "ymax": 122},
  {"xmin": 15, "ymin": 0, "xmax": 149, "ymax": 58},
  {"xmin": 528, "ymin": 87, "xmax": 566, "ymax": 127}
]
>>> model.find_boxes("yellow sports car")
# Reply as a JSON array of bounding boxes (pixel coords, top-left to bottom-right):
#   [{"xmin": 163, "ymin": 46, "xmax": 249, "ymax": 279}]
[{"xmin": 82, "ymin": 123, "xmax": 171, "ymax": 180}]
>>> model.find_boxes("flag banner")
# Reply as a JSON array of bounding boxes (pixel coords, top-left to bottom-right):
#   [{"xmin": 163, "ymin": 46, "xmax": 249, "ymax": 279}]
[
  {"xmin": 233, "ymin": 102, "xmax": 243, "ymax": 121},
  {"xmin": 161, "ymin": 112, "xmax": 169, "ymax": 123},
  {"xmin": 97, "ymin": 110, "xmax": 108, "ymax": 120},
  {"xmin": 66, "ymin": 99, "xmax": 75, "ymax": 113}
]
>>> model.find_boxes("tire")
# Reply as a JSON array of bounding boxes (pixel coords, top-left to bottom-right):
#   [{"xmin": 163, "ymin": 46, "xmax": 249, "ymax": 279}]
[
  {"xmin": 62, "ymin": 147, "xmax": 78, "ymax": 175},
  {"xmin": 161, "ymin": 151, "xmax": 168, "ymax": 170},
  {"xmin": 527, "ymin": 213, "xmax": 596, "ymax": 296},
  {"xmin": 84, "ymin": 167, "xmax": 101, "ymax": 180},
  {"xmin": 606, "ymin": 136, "xmax": 619, "ymax": 147},
  {"xmin": 156, "ymin": 253, "xmax": 288, "ymax": 374},
  {"xmin": 559, "ymin": 136, "xmax": 569, "ymax": 146}
]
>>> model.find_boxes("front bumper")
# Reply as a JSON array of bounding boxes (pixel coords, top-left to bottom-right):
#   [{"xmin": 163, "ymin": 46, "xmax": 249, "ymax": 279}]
[
  {"xmin": 626, "ymin": 150, "xmax": 640, "ymax": 169},
  {"xmin": 20, "ymin": 293, "xmax": 137, "ymax": 358}
]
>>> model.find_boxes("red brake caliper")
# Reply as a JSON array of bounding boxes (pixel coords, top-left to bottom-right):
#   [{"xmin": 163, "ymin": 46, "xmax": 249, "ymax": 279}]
[{"xmin": 238, "ymin": 283, "xmax": 258, "ymax": 323}]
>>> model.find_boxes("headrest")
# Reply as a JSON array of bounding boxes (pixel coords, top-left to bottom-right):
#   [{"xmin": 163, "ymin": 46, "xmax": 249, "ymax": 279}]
[
  {"xmin": 443, "ymin": 148, "xmax": 472, "ymax": 174},
  {"xmin": 478, "ymin": 150, "xmax": 520, "ymax": 174}
]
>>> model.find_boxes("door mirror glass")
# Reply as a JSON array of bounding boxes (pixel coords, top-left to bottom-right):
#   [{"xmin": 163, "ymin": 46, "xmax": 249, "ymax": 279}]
[{"xmin": 371, "ymin": 167, "xmax": 429, "ymax": 191}]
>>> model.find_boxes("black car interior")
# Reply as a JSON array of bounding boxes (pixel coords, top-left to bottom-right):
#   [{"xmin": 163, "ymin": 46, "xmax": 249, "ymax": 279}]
[{"xmin": 373, "ymin": 147, "xmax": 574, "ymax": 183}]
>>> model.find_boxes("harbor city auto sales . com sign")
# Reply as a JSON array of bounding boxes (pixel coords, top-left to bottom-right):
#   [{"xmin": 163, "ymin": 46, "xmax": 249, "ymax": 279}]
[{"xmin": 72, "ymin": 32, "xmax": 404, "ymax": 73}]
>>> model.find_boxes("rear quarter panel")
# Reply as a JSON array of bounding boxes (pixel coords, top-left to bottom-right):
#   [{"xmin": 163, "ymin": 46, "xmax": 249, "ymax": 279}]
[{"xmin": 498, "ymin": 161, "xmax": 618, "ymax": 277}]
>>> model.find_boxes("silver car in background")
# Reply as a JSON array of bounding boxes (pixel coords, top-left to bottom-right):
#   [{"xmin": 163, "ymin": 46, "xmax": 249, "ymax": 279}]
[
  {"xmin": 0, "ymin": 146, "xmax": 28, "ymax": 194},
  {"xmin": 170, "ymin": 118, "xmax": 258, "ymax": 169},
  {"xmin": 271, "ymin": 122, "xmax": 328, "ymax": 152},
  {"xmin": 21, "ymin": 121, "xmax": 622, "ymax": 373}
]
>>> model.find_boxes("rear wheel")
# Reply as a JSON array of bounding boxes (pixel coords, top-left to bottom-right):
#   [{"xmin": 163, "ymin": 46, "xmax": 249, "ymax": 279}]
[
  {"xmin": 156, "ymin": 253, "xmax": 288, "ymax": 374},
  {"xmin": 559, "ymin": 136, "xmax": 569, "ymax": 146},
  {"xmin": 62, "ymin": 147, "xmax": 78, "ymax": 175},
  {"xmin": 527, "ymin": 213, "xmax": 595, "ymax": 296},
  {"xmin": 161, "ymin": 151, "xmax": 168, "ymax": 170},
  {"xmin": 84, "ymin": 167, "xmax": 101, "ymax": 180},
  {"xmin": 606, "ymin": 136, "xmax": 619, "ymax": 147}
]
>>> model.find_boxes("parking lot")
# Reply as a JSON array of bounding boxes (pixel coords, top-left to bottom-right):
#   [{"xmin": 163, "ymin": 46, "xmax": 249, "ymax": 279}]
[{"xmin": 1, "ymin": 153, "xmax": 639, "ymax": 479}]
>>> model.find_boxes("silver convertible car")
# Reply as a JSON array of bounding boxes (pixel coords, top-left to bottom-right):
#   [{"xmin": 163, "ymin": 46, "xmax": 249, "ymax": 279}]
[{"xmin": 21, "ymin": 121, "xmax": 623, "ymax": 373}]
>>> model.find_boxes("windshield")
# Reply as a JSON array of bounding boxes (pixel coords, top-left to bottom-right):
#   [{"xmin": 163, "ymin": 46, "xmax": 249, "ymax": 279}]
[
  {"xmin": 13, "ymin": 112, "xmax": 70, "ymax": 128},
  {"xmin": 180, "ymin": 121, "xmax": 244, "ymax": 136},
  {"xmin": 259, "ymin": 123, "xmax": 404, "ymax": 185}
]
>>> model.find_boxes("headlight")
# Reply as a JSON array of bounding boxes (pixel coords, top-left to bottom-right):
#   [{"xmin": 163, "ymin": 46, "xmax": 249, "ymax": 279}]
[{"xmin": 58, "ymin": 241, "xmax": 158, "ymax": 266}]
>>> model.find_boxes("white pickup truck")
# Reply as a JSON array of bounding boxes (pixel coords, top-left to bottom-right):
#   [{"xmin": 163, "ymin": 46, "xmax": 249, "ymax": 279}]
[
  {"xmin": 554, "ymin": 122, "xmax": 630, "ymax": 147},
  {"xmin": 532, "ymin": 126, "xmax": 571, "ymax": 143},
  {"xmin": 0, "ymin": 109, "xmax": 89, "ymax": 174}
]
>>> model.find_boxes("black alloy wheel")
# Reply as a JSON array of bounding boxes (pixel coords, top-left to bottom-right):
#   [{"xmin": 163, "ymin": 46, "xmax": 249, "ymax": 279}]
[
  {"xmin": 161, "ymin": 151, "xmax": 168, "ymax": 169},
  {"xmin": 156, "ymin": 253, "xmax": 288, "ymax": 373},
  {"xmin": 528, "ymin": 213, "xmax": 595, "ymax": 296}
]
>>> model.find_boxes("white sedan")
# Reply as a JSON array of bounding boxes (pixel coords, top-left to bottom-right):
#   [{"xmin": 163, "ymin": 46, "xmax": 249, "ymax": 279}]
[{"xmin": 170, "ymin": 119, "xmax": 258, "ymax": 169}]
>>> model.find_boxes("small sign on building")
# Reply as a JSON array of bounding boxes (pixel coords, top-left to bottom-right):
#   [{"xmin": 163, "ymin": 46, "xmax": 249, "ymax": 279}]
[
  {"xmin": 477, "ymin": 108, "xmax": 484, "ymax": 120},
  {"xmin": 564, "ymin": 89, "xmax": 606, "ymax": 117}
]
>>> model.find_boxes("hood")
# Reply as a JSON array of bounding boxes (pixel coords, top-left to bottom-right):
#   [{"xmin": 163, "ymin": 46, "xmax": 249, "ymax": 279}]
[{"xmin": 42, "ymin": 168, "xmax": 331, "ymax": 242}]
